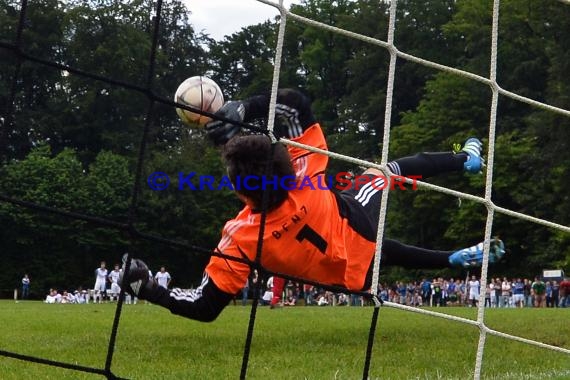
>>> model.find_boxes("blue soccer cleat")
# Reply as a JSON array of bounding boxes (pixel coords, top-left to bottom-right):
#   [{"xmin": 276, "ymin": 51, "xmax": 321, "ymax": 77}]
[
  {"xmin": 459, "ymin": 137, "xmax": 484, "ymax": 173},
  {"xmin": 449, "ymin": 239, "xmax": 506, "ymax": 268}
]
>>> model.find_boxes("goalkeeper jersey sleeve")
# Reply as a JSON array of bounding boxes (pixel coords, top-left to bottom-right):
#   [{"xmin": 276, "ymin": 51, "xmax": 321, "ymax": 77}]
[
  {"xmin": 242, "ymin": 88, "xmax": 317, "ymax": 139},
  {"xmin": 142, "ymin": 272, "xmax": 235, "ymax": 322}
]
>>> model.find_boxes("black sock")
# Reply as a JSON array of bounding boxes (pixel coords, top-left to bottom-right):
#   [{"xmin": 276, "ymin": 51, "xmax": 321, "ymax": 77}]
[
  {"xmin": 381, "ymin": 239, "xmax": 452, "ymax": 269},
  {"xmin": 393, "ymin": 152, "xmax": 467, "ymax": 179}
]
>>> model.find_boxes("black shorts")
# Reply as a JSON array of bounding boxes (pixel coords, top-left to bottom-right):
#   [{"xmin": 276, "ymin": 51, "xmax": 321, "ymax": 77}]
[
  {"xmin": 333, "ymin": 174, "xmax": 386, "ymax": 291},
  {"xmin": 334, "ymin": 173, "xmax": 385, "ymax": 242}
]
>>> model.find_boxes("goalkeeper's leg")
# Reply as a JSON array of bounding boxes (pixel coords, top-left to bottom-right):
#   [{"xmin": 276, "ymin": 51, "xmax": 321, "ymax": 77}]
[
  {"xmin": 338, "ymin": 175, "xmax": 461, "ymax": 270},
  {"xmin": 387, "ymin": 137, "xmax": 483, "ymax": 180},
  {"xmin": 362, "ymin": 238, "xmax": 505, "ymax": 290},
  {"xmin": 380, "ymin": 239, "xmax": 451, "ymax": 269},
  {"xmin": 381, "ymin": 238, "xmax": 504, "ymax": 269}
]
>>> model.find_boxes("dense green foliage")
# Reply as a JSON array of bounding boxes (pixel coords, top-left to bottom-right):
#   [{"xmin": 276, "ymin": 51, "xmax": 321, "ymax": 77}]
[{"xmin": 0, "ymin": 0, "xmax": 569, "ymax": 295}]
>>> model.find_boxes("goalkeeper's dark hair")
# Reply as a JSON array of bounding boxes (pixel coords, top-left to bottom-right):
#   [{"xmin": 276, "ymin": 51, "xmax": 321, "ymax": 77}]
[{"xmin": 222, "ymin": 135, "xmax": 295, "ymax": 210}]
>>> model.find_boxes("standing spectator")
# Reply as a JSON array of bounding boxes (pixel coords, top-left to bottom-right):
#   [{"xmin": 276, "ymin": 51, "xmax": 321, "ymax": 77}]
[
  {"xmin": 420, "ymin": 278, "xmax": 432, "ymax": 307},
  {"xmin": 551, "ymin": 280, "xmax": 560, "ymax": 308},
  {"xmin": 241, "ymin": 278, "xmax": 249, "ymax": 306},
  {"xmin": 269, "ymin": 276, "xmax": 286, "ymax": 309},
  {"xmin": 489, "ymin": 279, "xmax": 497, "ymax": 308},
  {"xmin": 484, "ymin": 283, "xmax": 492, "ymax": 307},
  {"xmin": 500, "ymin": 277, "xmax": 511, "ymax": 308},
  {"xmin": 386, "ymin": 284, "xmax": 395, "ymax": 303},
  {"xmin": 108, "ymin": 264, "xmax": 122, "ymax": 302},
  {"xmin": 250, "ymin": 269, "xmax": 259, "ymax": 300},
  {"xmin": 21, "ymin": 274, "xmax": 30, "ymax": 300},
  {"xmin": 414, "ymin": 281, "xmax": 422, "ymax": 306},
  {"xmin": 155, "ymin": 266, "xmax": 172, "ymax": 289},
  {"xmin": 447, "ymin": 279, "xmax": 457, "ymax": 306},
  {"xmin": 432, "ymin": 278, "xmax": 442, "ymax": 307},
  {"xmin": 441, "ymin": 279, "xmax": 449, "ymax": 307},
  {"xmin": 468, "ymin": 275, "xmax": 480, "ymax": 307},
  {"xmin": 397, "ymin": 282, "xmax": 407, "ymax": 305},
  {"xmin": 559, "ymin": 278, "xmax": 570, "ymax": 308},
  {"xmin": 523, "ymin": 278, "xmax": 533, "ymax": 307},
  {"xmin": 350, "ymin": 292, "xmax": 362, "ymax": 306},
  {"xmin": 94, "ymin": 261, "xmax": 108, "ymax": 303},
  {"xmin": 545, "ymin": 281, "xmax": 553, "ymax": 307},
  {"xmin": 493, "ymin": 278, "xmax": 501, "ymax": 307},
  {"xmin": 406, "ymin": 282, "xmax": 416, "ymax": 306},
  {"xmin": 379, "ymin": 285, "xmax": 389, "ymax": 302},
  {"xmin": 531, "ymin": 277, "xmax": 546, "ymax": 308},
  {"xmin": 512, "ymin": 278, "xmax": 525, "ymax": 308},
  {"xmin": 265, "ymin": 276, "xmax": 274, "ymax": 295},
  {"xmin": 458, "ymin": 280, "xmax": 467, "ymax": 305},
  {"xmin": 303, "ymin": 283, "xmax": 314, "ymax": 306}
]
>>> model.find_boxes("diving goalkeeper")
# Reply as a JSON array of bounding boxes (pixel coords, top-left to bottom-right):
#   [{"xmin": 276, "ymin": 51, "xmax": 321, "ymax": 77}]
[{"xmin": 121, "ymin": 88, "xmax": 505, "ymax": 321}]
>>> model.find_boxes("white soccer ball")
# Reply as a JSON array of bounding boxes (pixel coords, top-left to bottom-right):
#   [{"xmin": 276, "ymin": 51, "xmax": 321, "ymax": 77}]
[{"xmin": 174, "ymin": 76, "xmax": 224, "ymax": 127}]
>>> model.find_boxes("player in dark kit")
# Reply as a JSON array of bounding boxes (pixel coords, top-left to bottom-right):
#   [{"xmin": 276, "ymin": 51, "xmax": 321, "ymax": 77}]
[{"xmin": 121, "ymin": 88, "xmax": 505, "ymax": 321}]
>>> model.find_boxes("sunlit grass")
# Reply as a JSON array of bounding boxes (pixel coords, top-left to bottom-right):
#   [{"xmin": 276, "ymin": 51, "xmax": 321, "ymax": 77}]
[{"xmin": 0, "ymin": 301, "xmax": 569, "ymax": 379}]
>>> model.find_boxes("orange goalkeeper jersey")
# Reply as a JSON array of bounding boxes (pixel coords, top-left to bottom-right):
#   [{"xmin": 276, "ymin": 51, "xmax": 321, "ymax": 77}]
[{"xmin": 205, "ymin": 123, "xmax": 376, "ymax": 295}]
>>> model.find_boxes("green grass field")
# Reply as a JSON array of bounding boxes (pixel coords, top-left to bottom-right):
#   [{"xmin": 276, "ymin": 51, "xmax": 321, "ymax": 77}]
[{"xmin": 0, "ymin": 300, "xmax": 569, "ymax": 379}]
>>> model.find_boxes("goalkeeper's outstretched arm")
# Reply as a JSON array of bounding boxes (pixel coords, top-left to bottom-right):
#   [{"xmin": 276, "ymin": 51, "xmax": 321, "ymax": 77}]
[
  {"xmin": 205, "ymin": 88, "xmax": 317, "ymax": 145},
  {"xmin": 122, "ymin": 259, "xmax": 234, "ymax": 322},
  {"xmin": 244, "ymin": 88, "xmax": 317, "ymax": 139},
  {"xmin": 142, "ymin": 273, "xmax": 234, "ymax": 322}
]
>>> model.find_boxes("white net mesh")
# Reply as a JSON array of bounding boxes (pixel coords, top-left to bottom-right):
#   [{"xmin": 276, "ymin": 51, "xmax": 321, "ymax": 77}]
[{"xmin": 259, "ymin": 0, "xmax": 570, "ymax": 379}]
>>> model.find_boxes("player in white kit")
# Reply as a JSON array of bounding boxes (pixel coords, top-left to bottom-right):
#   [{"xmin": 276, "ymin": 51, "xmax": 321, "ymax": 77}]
[
  {"xmin": 107, "ymin": 264, "xmax": 122, "ymax": 302},
  {"xmin": 94, "ymin": 261, "xmax": 108, "ymax": 303},
  {"xmin": 468, "ymin": 275, "xmax": 480, "ymax": 307},
  {"xmin": 154, "ymin": 266, "xmax": 172, "ymax": 289}
]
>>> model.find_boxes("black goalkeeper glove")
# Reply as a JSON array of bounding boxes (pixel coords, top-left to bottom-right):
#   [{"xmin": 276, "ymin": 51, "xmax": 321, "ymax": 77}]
[
  {"xmin": 205, "ymin": 101, "xmax": 246, "ymax": 145},
  {"xmin": 120, "ymin": 254, "xmax": 153, "ymax": 298}
]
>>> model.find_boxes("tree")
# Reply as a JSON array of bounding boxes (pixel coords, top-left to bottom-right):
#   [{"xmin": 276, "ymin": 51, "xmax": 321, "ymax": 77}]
[
  {"xmin": 1, "ymin": 0, "xmax": 210, "ymax": 162},
  {"xmin": 135, "ymin": 137, "xmax": 239, "ymax": 286},
  {"xmin": 0, "ymin": 146, "xmax": 132, "ymax": 295},
  {"xmin": 0, "ymin": 0, "xmax": 67, "ymax": 160}
]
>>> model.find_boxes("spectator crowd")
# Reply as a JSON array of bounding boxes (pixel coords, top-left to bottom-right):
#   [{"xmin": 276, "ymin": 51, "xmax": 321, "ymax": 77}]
[
  {"xmin": 378, "ymin": 276, "xmax": 570, "ymax": 308},
  {"xmin": 243, "ymin": 275, "xmax": 570, "ymax": 309}
]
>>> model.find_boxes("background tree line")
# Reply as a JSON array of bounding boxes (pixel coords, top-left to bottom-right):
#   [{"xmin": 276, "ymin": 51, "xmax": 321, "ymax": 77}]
[{"xmin": 0, "ymin": 0, "xmax": 568, "ymax": 297}]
